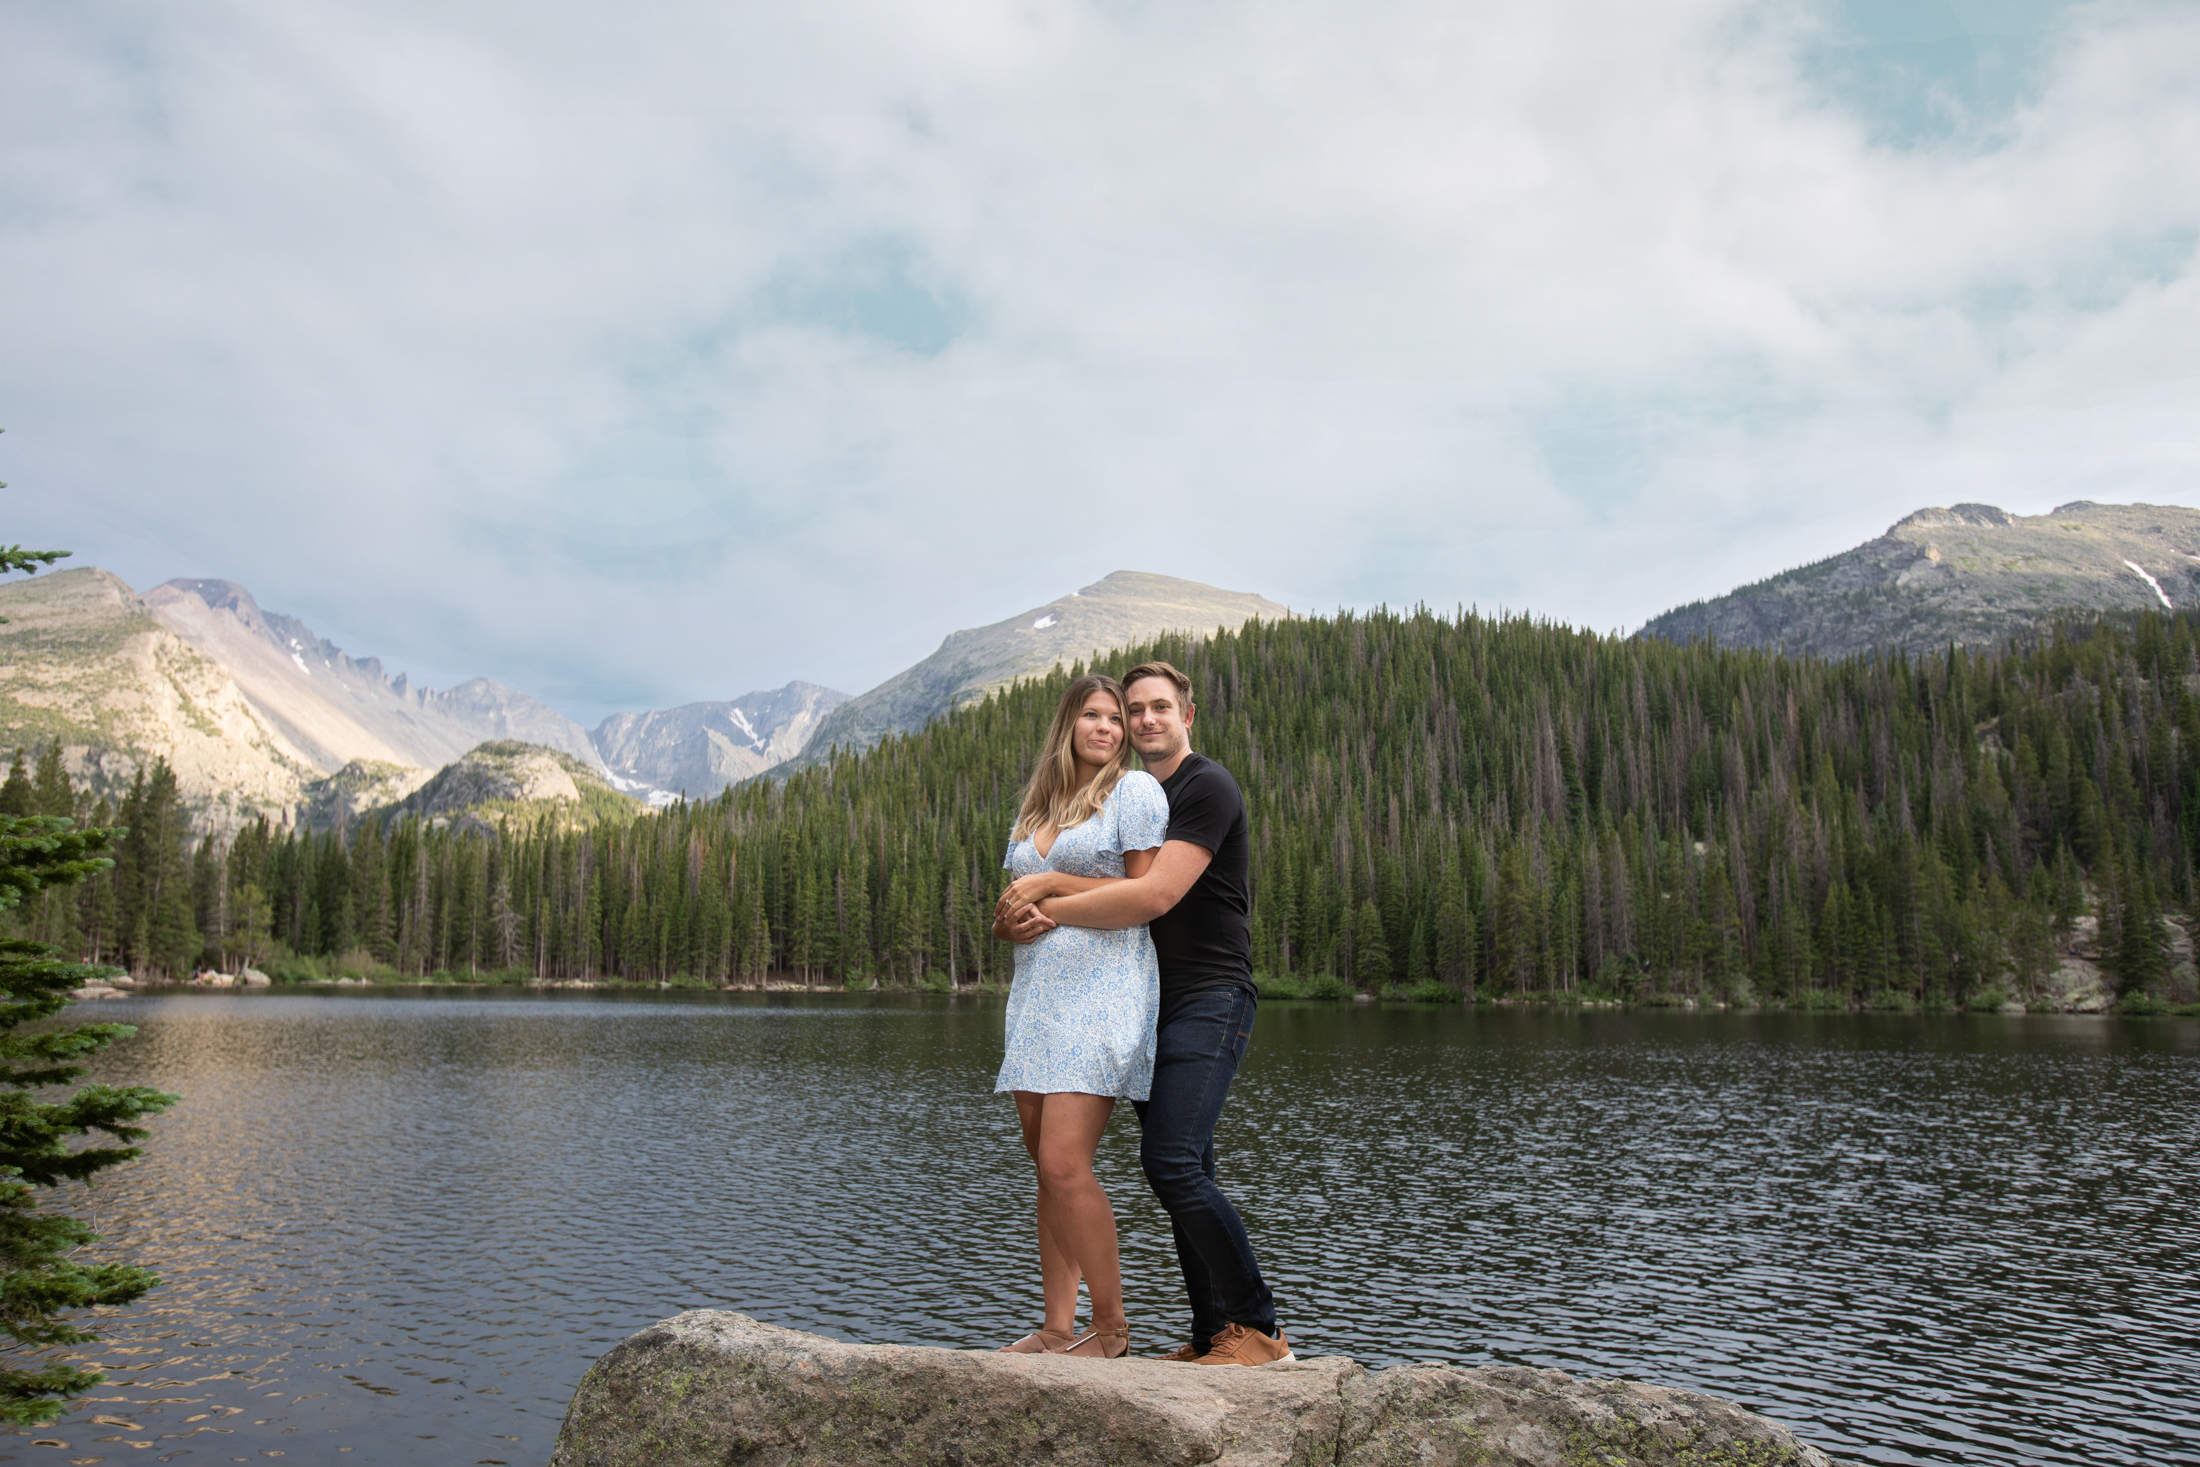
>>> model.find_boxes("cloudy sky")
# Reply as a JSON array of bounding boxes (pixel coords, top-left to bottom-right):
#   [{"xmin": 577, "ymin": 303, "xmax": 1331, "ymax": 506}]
[{"xmin": 6, "ymin": 0, "xmax": 2198, "ymax": 721}]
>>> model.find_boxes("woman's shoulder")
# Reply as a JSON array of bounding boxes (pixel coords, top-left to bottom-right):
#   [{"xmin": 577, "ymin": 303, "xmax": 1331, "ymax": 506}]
[
  {"xmin": 1109, "ymin": 770, "xmax": 1169, "ymax": 829},
  {"xmin": 1114, "ymin": 769, "xmax": 1165, "ymax": 801}
]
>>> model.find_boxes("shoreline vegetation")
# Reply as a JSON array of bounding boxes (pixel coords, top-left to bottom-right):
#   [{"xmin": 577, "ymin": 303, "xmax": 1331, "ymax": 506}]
[
  {"xmin": 84, "ymin": 961, "xmax": 2200, "ymax": 1015},
  {"xmin": 20, "ymin": 605, "xmax": 2200, "ymax": 1022}
]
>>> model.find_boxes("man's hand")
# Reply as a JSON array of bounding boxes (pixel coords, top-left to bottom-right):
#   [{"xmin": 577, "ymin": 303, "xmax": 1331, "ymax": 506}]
[
  {"xmin": 1004, "ymin": 903, "xmax": 1057, "ymax": 944},
  {"xmin": 995, "ymin": 871, "xmax": 1064, "ymax": 926},
  {"xmin": 1037, "ymin": 840, "xmax": 1212, "ymax": 931}
]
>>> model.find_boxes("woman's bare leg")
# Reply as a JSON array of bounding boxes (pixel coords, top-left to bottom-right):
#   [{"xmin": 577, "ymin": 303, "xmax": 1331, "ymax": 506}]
[
  {"xmin": 1027, "ymin": 1091, "xmax": 1125, "ymax": 1332},
  {"xmin": 1014, "ymin": 1092, "xmax": 1083, "ymax": 1334}
]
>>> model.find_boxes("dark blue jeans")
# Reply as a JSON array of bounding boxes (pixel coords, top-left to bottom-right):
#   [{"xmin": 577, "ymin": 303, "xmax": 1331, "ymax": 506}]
[{"xmin": 1132, "ymin": 984, "xmax": 1276, "ymax": 1348}]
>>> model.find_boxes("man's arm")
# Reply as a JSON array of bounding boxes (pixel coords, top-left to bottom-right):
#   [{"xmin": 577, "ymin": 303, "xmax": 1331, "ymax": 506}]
[
  {"xmin": 1032, "ymin": 839, "xmax": 1212, "ymax": 931},
  {"xmin": 991, "ymin": 851, "xmax": 1156, "ymax": 941},
  {"xmin": 993, "ymin": 872, "xmax": 1112, "ymax": 926}
]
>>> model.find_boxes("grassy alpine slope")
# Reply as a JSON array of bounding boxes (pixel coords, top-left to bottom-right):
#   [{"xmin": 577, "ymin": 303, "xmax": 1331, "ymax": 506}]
[
  {"xmin": 28, "ymin": 604, "xmax": 2200, "ymax": 1010},
  {"xmin": 1640, "ymin": 500, "xmax": 2200, "ymax": 661}
]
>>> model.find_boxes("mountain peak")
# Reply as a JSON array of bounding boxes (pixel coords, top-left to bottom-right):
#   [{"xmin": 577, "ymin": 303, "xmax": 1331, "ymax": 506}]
[
  {"xmin": 142, "ymin": 576, "xmax": 604, "ymax": 776},
  {"xmin": 790, "ymin": 570, "xmax": 1291, "ymax": 765},
  {"xmin": 1889, "ymin": 504, "xmax": 2016, "ymax": 534},
  {"xmin": 376, "ymin": 741, "xmax": 639, "ymax": 833},
  {"xmin": 157, "ymin": 577, "xmax": 266, "ymax": 620},
  {"xmin": 1642, "ymin": 500, "xmax": 2200, "ymax": 658},
  {"xmin": 590, "ymin": 680, "xmax": 852, "ymax": 799}
]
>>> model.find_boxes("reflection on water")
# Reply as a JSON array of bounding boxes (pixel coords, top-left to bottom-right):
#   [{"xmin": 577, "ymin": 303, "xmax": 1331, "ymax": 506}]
[{"xmin": 3, "ymin": 993, "xmax": 2195, "ymax": 1466}]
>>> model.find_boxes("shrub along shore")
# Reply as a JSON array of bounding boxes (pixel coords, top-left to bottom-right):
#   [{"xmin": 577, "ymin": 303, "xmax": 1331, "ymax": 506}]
[
  {"xmin": 16, "ymin": 605, "xmax": 2200, "ymax": 1018},
  {"xmin": 99, "ymin": 953, "xmax": 2198, "ymax": 1015}
]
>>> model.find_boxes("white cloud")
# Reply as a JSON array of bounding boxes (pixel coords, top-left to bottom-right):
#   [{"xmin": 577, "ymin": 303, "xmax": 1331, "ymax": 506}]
[{"xmin": 3, "ymin": 0, "xmax": 2197, "ymax": 718}]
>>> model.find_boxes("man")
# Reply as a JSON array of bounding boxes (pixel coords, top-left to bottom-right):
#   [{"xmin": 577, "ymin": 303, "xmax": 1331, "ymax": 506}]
[{"xmin": 1000, "ymin": 659, "xmax": 1289, "ymax": 1367}]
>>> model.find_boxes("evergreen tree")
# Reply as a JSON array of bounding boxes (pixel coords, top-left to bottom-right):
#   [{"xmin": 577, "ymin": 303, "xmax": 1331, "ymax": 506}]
[
  {"xmin": 1434, "ymin": 871, "xmax": 1471, "ymax": 989},
  {"xmin": 2114, "ymin": 859, "xmax": 2170, "ymax": 998},
  {"xmin": 1352, "ymin": 898, "xmax": 1391, "ymax": 990},
  {"xmin": 29, "ymin": 748, "xmax": 72, "ymax": 822},
  {"xmin": 47, "ymin": 601, "xmax": 2200, "ymax": 1009},
  {"xmin": 1406, "ymin": 914, "xmax": 1432, "ymax": 988},
  {"xmin": 0, "ymin": 538, "xmax": 178, "ymax": 1424},
  {"xmin": 0, "ymin": 755, "xmax": 30, "ymax": 817}
]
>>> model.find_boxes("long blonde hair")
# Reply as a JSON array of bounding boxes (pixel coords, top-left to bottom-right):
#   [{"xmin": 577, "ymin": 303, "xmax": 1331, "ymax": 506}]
[{"xmin": 1011, "ymin": 674, "xmax": 1137, "ymax": 842}]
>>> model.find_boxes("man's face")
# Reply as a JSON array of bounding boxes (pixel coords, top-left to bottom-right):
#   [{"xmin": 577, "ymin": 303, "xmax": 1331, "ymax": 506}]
[{"xmin": 1124, "ymin": 676, "xmax": 1193, "ymax": 760}]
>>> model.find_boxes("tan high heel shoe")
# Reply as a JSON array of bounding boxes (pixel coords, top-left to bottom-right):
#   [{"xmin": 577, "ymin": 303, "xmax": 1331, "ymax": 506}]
[
  {"xmin": 1061, "ymin": 1323, "xmax": 1130, "ymax": 1359},
  {"xmin": 997, "ymin": 1326, "xmax": 1075, "ymax": 1353}
]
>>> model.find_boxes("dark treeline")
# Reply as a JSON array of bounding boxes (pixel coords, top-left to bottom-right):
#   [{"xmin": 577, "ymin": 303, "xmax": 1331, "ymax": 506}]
[{"xmin": 14, "ymin": 607, "xmax": 2200, "ymax": 1007}]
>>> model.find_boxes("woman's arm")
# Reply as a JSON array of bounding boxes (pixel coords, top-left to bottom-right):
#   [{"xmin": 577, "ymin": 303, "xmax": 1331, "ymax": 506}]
[{"xmin": 995, "ymin": 850, "xmax": 1157, "ymax": 932}]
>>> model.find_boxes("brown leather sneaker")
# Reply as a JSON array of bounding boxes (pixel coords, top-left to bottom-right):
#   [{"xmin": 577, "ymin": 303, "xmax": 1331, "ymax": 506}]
[
  {"xmin": 1193, "ymin": 1323, "xmax": 1295, "ymax": 1367},
  {"xmin": 1156, "ymin": 1341, "xmax": 1205, "ymax": 1362}
]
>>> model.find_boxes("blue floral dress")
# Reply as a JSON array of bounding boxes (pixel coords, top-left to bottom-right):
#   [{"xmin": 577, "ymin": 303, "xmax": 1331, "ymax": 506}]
[{"xmin": 994, "ymin": 771, "xmax": 1170, "ymax": 1100}]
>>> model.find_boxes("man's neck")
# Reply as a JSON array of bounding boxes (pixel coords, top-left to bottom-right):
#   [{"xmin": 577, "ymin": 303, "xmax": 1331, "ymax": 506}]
[{"xmin": 1143, "ymin": 744, "xmax": 1195, "ymax": 783}]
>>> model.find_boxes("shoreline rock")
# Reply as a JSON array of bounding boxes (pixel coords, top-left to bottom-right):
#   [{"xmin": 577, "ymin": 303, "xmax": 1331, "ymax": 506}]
[{"xmin": 551, "ymin": 1311, "xmax": 1833, "ymax": 1467}]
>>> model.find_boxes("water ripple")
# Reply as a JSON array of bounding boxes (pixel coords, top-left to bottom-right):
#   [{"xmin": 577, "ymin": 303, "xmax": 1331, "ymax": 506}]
[{"xmin": 5, "ymin": 992, "xmax": 2193, "ymax": 1466}]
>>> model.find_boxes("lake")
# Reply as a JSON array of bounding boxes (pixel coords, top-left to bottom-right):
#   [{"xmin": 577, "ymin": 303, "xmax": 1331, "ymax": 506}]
[{"xmin": 5, "ymin": 992, "xmax": 2196, "ymax": 1466}]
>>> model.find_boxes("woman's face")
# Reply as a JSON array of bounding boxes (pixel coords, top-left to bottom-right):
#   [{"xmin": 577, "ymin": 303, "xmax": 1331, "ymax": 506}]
[{"xmin": 1071, "ymin": 690, "xmax": 1125, "ymax": 773}]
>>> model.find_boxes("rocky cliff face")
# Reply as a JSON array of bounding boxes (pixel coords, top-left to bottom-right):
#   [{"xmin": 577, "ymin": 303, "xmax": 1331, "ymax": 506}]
[
  {"xmin": 793, "ymin": 570, "xmax": 1293, "ymax": 765},
  {"xmin": 144, "ymin": 578, "xmax": 603, "ymax": 773},
  {"xmin": 0, "ymin": 568, "xmax": 313, "ymax": 829},
  {"xmin": 1639, "ymin": 501, "xmax": 2200, "ymax": 658},
  {"xmin": 592, "ymin": 681, "xmax": 849, "ymax": 798}
]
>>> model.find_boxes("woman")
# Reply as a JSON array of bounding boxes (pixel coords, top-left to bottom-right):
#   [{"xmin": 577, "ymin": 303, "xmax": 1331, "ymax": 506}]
[{"xmin": 990, "ymin": 673, "xmax": 1169, "ymax": 1359}]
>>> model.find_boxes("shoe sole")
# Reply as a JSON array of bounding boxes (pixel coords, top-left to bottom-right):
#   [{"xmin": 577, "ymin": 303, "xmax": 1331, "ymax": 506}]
[{"xmin": 1193, "ymin": 1350, "xmax": 1299, "ymax": 1368}]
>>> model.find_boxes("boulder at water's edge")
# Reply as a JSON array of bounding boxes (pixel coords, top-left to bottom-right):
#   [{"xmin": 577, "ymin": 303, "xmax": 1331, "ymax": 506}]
[{"xmin": 550, "ymin": 1311, "xmax": 1834, "ymax": 1467}]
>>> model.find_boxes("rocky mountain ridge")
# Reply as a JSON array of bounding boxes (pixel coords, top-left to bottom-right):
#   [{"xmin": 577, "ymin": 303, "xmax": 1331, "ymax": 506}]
[
  {"xmin": 0, "ymin": 567, "xmax": 315, "ymax": 828},
  {"xmin": 0, "ymin": 568, "xmax": 852, "ymax": 827},
  {"xmin": 3, "ymin": 563, "xmax": 1286, "ymax": 824},
  {"xmin": 379, "ymin": 741, "xmax": 641, "ymax": 833},
  {"xmin": 144, "ymin": 578, "xmax": 604, "ymax": 772},
  {"xmin": 1638, "ymin": 500, "xmax": 2200, "ymax": 657},
  {"xmin": 792, "ymin": 569, "xmax": 1293, "ymax": 766},
  {"xmin": 592, "ymin": 682, "xmax": 848, "ymax": 798},
  {"xmin": 142, "ymin": 576, "xmax": 851, "ymax": 805},
  {"xmin": 37, "ymin": 505, "xmax": 2199, "ymax": 833}
]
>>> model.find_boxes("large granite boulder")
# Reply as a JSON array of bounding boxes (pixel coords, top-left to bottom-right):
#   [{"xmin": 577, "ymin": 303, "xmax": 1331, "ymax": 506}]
[{"xmin": 551, "ymin": 1312, "xmax": 1834, "ymax": 1467}]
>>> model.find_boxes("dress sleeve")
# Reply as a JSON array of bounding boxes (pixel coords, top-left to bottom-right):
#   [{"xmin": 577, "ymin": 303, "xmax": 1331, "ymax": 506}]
[
  {"xmin": 1111, "ymin": 773, "xmax": 1170, "ymax": 854},
  {"xmin": 1003, "ymin": 825, "xmax": 1019, "ymax": 872}
]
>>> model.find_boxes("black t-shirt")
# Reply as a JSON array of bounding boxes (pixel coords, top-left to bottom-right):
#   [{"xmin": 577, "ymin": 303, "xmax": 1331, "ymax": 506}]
[{"xmin": 1149, "ymin": 751, "xmax": 1255, "ymax": 999}]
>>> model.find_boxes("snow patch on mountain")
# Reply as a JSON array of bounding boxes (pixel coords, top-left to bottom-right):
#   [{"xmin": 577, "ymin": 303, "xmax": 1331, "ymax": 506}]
[
  {"xmin": 590, "ymin": 682, "xmax": 851, "ymax": 796},
  {"xmin": 2124, "ymin": 559, "xmax": 2173, "ymax": 609}
]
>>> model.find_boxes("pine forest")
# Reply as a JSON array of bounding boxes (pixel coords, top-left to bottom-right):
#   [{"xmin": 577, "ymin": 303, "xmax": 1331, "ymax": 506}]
[{"xmin": 14, "ymin": 606, "xmax": 2200, "ymax": 1011}]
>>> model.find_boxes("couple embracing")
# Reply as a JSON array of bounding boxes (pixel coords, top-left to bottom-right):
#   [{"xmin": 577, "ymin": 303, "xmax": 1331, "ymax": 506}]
[{"xmin": 988, "ymin": 660, "xmax": 1290, "ymax": 1367}]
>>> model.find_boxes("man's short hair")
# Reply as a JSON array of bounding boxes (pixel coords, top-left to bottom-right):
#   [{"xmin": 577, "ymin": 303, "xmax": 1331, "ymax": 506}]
[{"xmin": 1122, "ymin": 660, "xmax": 1194, "ymax": 705}]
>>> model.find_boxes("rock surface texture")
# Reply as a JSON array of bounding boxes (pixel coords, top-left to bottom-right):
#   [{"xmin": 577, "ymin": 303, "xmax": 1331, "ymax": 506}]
[{"xmin": 551, "ymin": 1312, "xmax": 1833, "ymax": 1467}]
